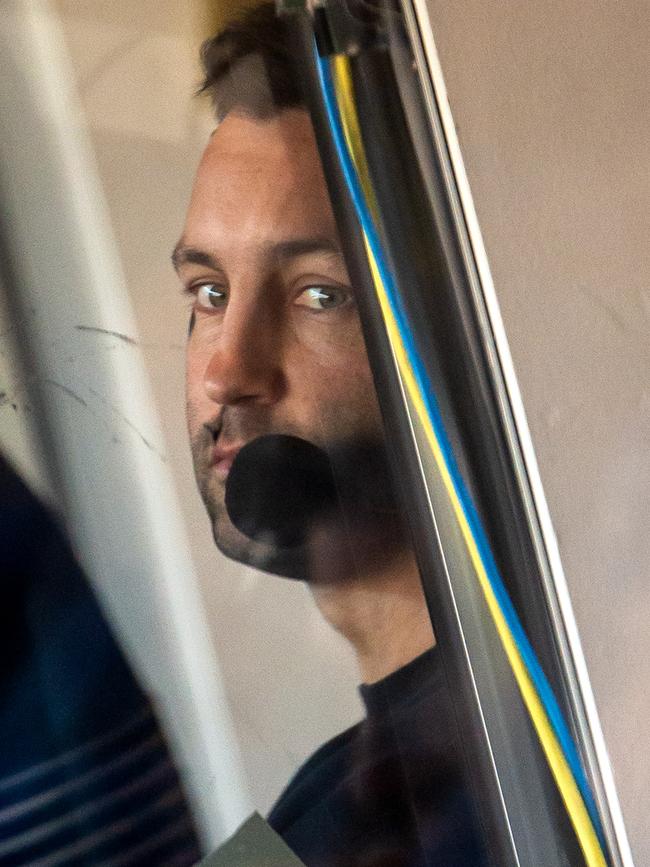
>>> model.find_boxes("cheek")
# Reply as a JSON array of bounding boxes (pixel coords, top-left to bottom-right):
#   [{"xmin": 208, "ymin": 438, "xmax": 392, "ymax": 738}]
[
  {"xmin": 185, "ymin": 342, "xmax": 211, "ymax": 428},
  {"xmin": 185, "ymin": 348, "xmax": 201, "ymax": 398},
  {"xmin": 288, "ymin": 326, "xmax": 382, "ymax": 436},
  {"xmin": 185, "ymin": 319, "xmax": 219, "ymax": 390}
]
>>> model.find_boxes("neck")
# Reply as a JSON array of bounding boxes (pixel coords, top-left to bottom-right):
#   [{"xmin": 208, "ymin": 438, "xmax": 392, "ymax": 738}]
[{"xmin": 310, "ymin": 548, "xmax": 435, "ymax": 684}]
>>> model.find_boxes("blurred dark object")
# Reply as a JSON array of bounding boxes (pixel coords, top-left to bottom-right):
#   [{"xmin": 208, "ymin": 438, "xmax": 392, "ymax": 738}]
[
  {"xmin": 225, "ymin": 434, "xmax": 399, "ymax": 548},
  {"xmin": 0, "ymin": 454, "xmax": 201, "ymax": 865},
  {"xmin": 225, "ymin": 434, "xmax": 337, "ymax": 548}
]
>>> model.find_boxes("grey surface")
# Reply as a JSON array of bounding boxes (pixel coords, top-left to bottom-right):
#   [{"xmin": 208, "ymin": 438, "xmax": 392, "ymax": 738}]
[
  {"xmin": 426, "ymin": 1, "xmax": 649, "ymax": 861},
  {"xmin": 197, "ymin": 814, "xmax": 305, "ymax": 867}
]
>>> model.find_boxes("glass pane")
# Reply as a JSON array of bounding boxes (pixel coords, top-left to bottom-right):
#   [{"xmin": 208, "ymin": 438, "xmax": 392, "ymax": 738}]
[{"xmin": 0, "ymin": 1, "xmax": 631, "ymax": 866}]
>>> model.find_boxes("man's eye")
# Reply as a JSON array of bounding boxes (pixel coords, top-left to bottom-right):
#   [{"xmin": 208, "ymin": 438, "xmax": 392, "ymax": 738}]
[
  {"xmin": 295, "ymin": 286, "xmax": 349, "ymax": 311},
  {"xmin": 195, "ymin": 283, "xmax": 227, "ymax": 309}
]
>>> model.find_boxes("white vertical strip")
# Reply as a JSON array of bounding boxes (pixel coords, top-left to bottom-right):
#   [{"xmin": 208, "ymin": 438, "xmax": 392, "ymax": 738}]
[
  {"xmin": 406, "ymin": 1, "xmax": 634, "ymax": 863},
  {"xmin": 0, "ymin": 0, "xmax": 251, "ymax": 847}
]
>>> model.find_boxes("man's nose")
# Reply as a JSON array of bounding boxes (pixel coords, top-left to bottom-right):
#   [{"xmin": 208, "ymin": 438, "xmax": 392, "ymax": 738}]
[{"xmin": 202, "ymin": 309, "xmax": 285, "ymax": 407}]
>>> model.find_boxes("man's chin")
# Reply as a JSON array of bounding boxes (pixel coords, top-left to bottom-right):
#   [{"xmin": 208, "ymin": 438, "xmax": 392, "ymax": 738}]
[{"xmin": 212, "ymin": 515, "xmax": 309, "ymax": 581}]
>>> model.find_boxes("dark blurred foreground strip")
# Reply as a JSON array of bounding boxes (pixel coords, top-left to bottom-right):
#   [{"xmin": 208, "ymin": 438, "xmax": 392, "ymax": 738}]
[{"xmin": 0, "ymin": 453, "xmax": 201, "ymax": 866}]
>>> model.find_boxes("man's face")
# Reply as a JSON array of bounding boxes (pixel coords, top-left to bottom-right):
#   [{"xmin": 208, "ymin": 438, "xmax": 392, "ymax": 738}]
[{"xmin": 176, "ymin": 109, "xmax": 383, "ymax": 575}]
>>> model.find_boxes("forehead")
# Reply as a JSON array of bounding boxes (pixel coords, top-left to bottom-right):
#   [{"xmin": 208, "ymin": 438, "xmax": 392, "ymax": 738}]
[{"xmin": 182, "ymin": 109, "xmax": 338, "ymax": 255}]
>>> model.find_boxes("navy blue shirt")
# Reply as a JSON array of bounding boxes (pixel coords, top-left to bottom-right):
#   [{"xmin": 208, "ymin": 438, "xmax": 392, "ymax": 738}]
[{"xmin": 269, "ymin": 648, "xmax": 489, "ymax": 866}]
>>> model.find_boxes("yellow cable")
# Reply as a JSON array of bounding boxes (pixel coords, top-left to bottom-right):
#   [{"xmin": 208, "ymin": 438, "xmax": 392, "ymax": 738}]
[
  {"xmin": 332, "ymin": 55, "xmax": 378, "ymax": 219},
  {"xmin": 331, "ymin": 56, "xmax": 607, "ymax": 867}
]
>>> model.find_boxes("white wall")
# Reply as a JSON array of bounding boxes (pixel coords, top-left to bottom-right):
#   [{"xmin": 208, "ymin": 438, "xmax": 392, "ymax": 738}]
[{"xmin": 426, "ymin": 1, "xmax": 649, "ymax": 860}]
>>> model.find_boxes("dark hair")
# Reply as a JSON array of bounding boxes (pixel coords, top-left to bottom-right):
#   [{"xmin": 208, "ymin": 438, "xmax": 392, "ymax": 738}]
[{"xmin": 199, "ymin": 2, "xmax": 306, "ymax": 121}]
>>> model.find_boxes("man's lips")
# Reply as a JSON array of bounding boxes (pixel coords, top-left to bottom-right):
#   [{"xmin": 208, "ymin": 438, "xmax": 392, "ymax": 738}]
[{"xmin": 210, "ymin": 442, "xmax": 244, "ymax": 479}]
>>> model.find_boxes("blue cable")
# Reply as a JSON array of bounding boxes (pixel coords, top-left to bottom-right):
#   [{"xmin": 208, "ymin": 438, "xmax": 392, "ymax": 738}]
[{"xmin": 314, "ymin": 47, "xmax": 603, "ymax": 839}]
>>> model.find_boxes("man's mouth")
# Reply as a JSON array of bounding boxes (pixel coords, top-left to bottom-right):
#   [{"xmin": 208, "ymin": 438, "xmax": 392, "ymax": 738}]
[{"xmin": 210, "ymin": 442, "xmax": 244, "ymax": 480}]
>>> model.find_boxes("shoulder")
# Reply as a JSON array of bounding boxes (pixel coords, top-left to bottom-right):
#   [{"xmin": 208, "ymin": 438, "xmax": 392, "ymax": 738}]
[{"xmin": 268, "ymin": 722, "xmax": 360, "ymax": 833}]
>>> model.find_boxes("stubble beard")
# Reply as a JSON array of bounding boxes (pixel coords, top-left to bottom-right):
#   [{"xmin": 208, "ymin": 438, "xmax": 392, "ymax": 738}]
[{"xmin": 189, "ymin": 405, "xmax": 408, "ymax": 583}]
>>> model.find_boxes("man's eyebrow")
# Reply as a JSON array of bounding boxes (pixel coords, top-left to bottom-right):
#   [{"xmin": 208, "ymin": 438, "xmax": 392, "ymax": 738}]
[
  {"xmin": 171, "ymin": 237, "xmax": 342, "ymax": 273},
  {"xmin": 171, "ymin": 242, "xmax": 221, "ymax": 273},
  {"xmin": 271, "ymin": 238, "xmax": 341, "ymax": 261}
]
